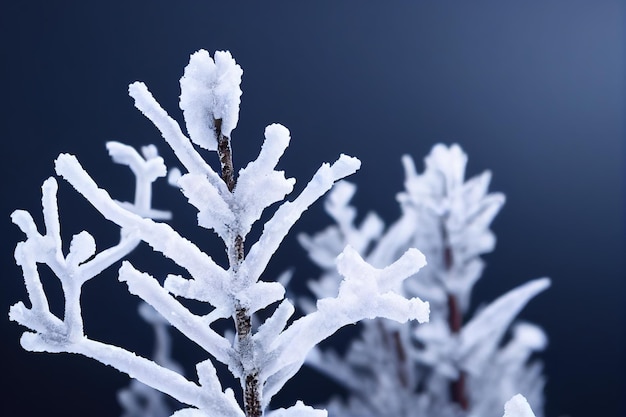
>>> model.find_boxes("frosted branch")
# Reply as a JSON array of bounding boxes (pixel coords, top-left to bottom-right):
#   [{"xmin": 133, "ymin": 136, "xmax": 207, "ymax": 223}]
[
  {"xmin": 458, "ymin": 278, "xmax": 551, "ymax": 374},
  {"xmin": 262, "ymin": 246, "xmax": 429, "ymax": 402},
  {"xmin": 13, "ymin": 50, "xmax": 535, "ymax": 417},
  {"xmin": 106, "ymin": 141, "xmax": 171, "ymax": 220},
  {"xmin": 54, "ymin": 153, "xmax": 231, "ymax": 310},
  {"xmin": 11, "ymin": 210, "xmax": 54, "ymax": 317},
  {"xmin": 20, "ymin": 334, "xmax": 241, "ymax": 416},
  {"xmin": 234, "ymin": 124, "xmax": 296, "ymax": 238},
  {"xmin": 9, "ymin": 177, "xmax": 140, "ymax": 343},
  {"xmin": 128, "ymin": 81, "xmax": 226, "ymax": 192},
  {"xmin": 242, "ymin": 154, "xmax": 361, "ymax": 287},
  {"xmin": 299, "ymin": 144, "xmax": 549, "ymax": 417},
  {"xmin": 118, "ymin": 262, "xmax": 234, "ymax": 366},
  {"xmin": 178, "ymin": 172, "xmax": 234, "ymax": 240},
  {"xmin": 299, "ymin": 180, "xmax": 386, "ymax": 271}
]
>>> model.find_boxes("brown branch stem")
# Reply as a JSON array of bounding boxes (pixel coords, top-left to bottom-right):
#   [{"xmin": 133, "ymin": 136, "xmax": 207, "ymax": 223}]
[
  {"xmin": 216, "ymin": 119, "xmax": 236, "ymax": 192},
  {"xmin": 377, "ymin": 321, "xmax": 410, "ymax": 389},
  {"xmin": 215, "ymin": 119, "xmax": 262, "ymax": 417},
  {"xmin": 442, "ymin": 226, "xmax": 469, "ymax": 411},
  {"xmin": 447, "ymin": 293, "xmax": 469, "ymax": 411}
]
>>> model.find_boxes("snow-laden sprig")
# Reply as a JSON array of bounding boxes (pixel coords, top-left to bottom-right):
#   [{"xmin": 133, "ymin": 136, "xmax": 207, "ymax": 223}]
[
  {"xmin": 10, "ymin": 147, "xmax": 240, "ymax": 415},
  {"xmin": 398, "ymin": 144, "xmax": 505, "ymax": 311},
  {"xmin": 467, "ymin": 323, "xmax": 547, "ymax": 417},
  {"xmin": 107, "ymin": 142, "xmax": 171, "ymax": 220},
  {"xmin": 9, "ymin": 141, "xmax": 168, "ymax": 348},
  {"xmin": 180, "ymin": 49, "xmax": 243, "ymax": 151},
  {"xmin": 178, "ymin": 123, "xmax": 296, "ymax": 242},
  {"xmin": 257, "ymin": 246, "xmax": 429, "ymax": 406},
  {"xmin": 414, "ymin": 278, "xmax": 549, "ymax": 381},
  {"xmin": 299, "ymin": 144, "xmax": 548, "ymax": 417},
  {"xmin": 11, "ymin": 49, "xmax": 430, "ymax": 417}
]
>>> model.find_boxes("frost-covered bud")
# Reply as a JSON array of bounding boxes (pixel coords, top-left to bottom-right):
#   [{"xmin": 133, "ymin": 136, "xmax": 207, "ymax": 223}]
[{"xmin": 179, "ymin": 50, "xmax": 243, "ymax": 150}]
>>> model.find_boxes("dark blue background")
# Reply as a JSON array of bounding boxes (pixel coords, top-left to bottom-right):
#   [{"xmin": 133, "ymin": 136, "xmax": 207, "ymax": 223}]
[{"xmin": 1, "ymin": 2, "xmax": 623, "ymax": 417}]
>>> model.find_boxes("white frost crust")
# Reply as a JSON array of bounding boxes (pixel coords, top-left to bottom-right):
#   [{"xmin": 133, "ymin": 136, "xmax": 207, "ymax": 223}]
[
  {"xmin": 426, "ymin": 143, "xmax": 467, "ymax": 191},
  {"xmin": 298, "ymin": 143, "xmax": 549, "ymax": 417},
  {"xmin": 178, "ymin": 172, "xmax": 234, "ymax": 240},
  {"xmin": 458, "ymin": 278, "xmax": 550, "ymax": 374},
  {"xmin": 502, "ymin": 394, "xmax": 536, "ymax": 417},
  {"xmin": 37, "ymin": 80, "xmax": 365, "ymax": 417},
  {"xmin": 510, "ymin": 322, "xmax": 548, "ymax": 351},
  {"xmin": 413, "ymin": 278, "xmax": 550, "ymax": 378},
  {"xmin": 299, "ymin": 180, "xmax": 385, "ymax": 271},
  {"xmin": 260, "ymin": 246, "xmax": 429, "ymax": 405},
  {"xmin": 234, "ymin": 281, "xmax": 286, "ymax": 314},
  {"xmin": 54, "ymin": 153, "xmax": 231, "ymax": 310},
  {"xmin": 195, "ymin": 360, "xmax": 244, "ymax": 417},
  {"xmin": 118, "ymin": 262, "xmax": 233, "ymax": 365},
  {"xmin": 179, "ymin": 124, "xmax": 296, "ymax": 241},
  {"xmin": 106, "ymin": 141, "xmax": 171, "ymax": 220},
  {"xmin": 398, "ymin": 145, "xmax": 506, "ymax": 311},
  {"xmin": 267, "ymin": 401, "xmax": 328, "ymax": 417},
  {"xmin": 242, "ymin": 154, "xmax": 361, "ymax": 287},
  {"xmin": 9, "ymin": 177, "xmax": 141, "ymax": 344},
  {"xmin": 12, "ymin": 50, "xmax": 472, "ymax": 417},
  {"xmin": 18, "ymin": 152, "xmax": 240, "ymax": 416},
  {"xmin": 128, "ymin": 81, "xmax": 226, "ymax": 194},
  {"xmin": 254, "ymin": 299, "xmax": 295, "ymax": 352},
  {"xmin": 234, "ymin": 123, "xmax": 296, "ymax": 238},
  {"xmin": 179, "ymin": 49, "xmax": 243, "ymax": 150},
  {"xmin": 21, "ymin": 333, "xmax": 242, "ymax": 417}
]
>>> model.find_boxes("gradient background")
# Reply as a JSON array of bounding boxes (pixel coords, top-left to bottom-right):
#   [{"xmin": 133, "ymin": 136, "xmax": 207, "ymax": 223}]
[{"xmin": 1, "ymin": 2, "xmax": 624, "ymax": 417}]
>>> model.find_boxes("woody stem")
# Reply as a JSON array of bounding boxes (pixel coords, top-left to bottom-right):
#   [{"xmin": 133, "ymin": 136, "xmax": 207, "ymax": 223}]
[
  {"xmin": 215, "ymin": 119, "xmax": 261, "ymax": 417},
  {"xmin": 442, "ymin": 222, "xmax": 469, "ymax": 411}
]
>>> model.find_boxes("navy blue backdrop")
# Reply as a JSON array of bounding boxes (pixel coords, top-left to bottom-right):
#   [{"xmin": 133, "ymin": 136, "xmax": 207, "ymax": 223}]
[{"xmin": 1, "ymin": 2, "xmax": 624, "ymax": 417}]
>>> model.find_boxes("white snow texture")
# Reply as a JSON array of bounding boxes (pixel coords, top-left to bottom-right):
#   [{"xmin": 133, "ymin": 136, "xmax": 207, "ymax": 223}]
[
  {"xmin": 10, "ymin": 50, "xmax": 431, "ymax": 417},
  {"xmin": 503, "ymin": 395, "xmax": 537, "ymax": 417},
  {"xmin": 179, "ymin": 49, "xmax": 243, "ymax": 150},
  {"xmin": 300, "ymin": 144, "xmax": 549, "ymax": 417}
]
